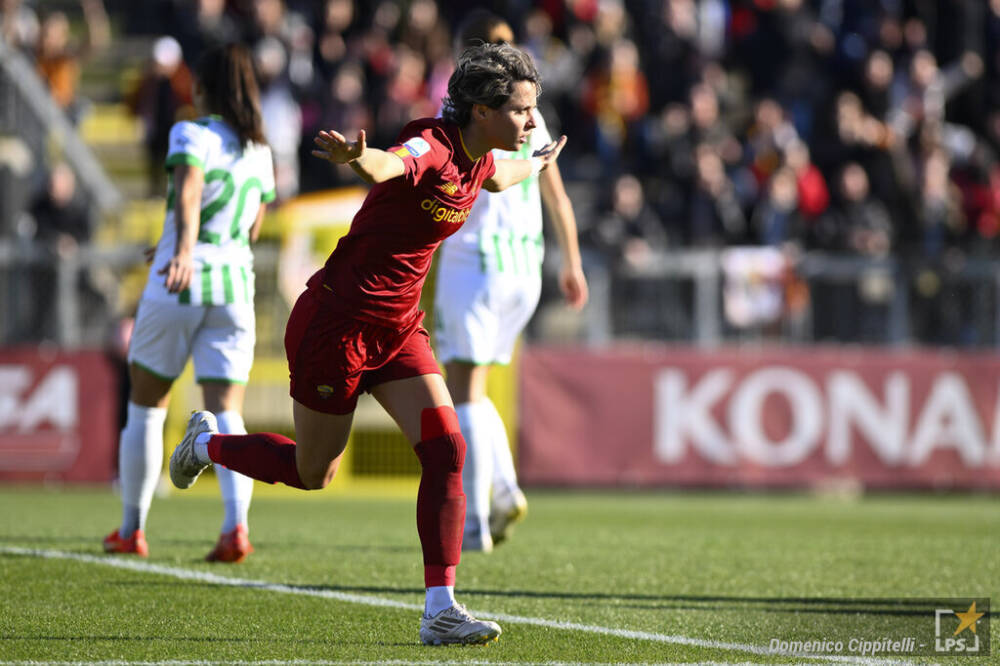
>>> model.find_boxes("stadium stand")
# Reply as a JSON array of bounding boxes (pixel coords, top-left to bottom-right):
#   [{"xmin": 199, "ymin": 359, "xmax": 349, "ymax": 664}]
[{"xmin": 1, "ymin": 0, "xmax": 998, "ymax": 484}]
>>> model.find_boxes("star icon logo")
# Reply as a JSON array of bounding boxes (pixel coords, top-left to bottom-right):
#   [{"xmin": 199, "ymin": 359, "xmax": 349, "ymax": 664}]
[{"xmin": 953, "ymin": 601, "xmax": 985, "ymax": 636}]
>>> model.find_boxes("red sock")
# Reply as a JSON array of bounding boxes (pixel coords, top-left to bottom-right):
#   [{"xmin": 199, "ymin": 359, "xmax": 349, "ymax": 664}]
[
  {"xmin": 415, "ymin": 407, "xmax": 466, "ymax": 588},
  {"xmin": 207, "ymin": 433, "xmax": 307, "ymax": 489}
]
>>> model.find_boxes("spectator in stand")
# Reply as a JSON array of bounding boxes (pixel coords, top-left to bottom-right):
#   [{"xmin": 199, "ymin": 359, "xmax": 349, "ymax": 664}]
[
  {"xmin": 633, "ymin": 0, "xmax": 701, "ymax": 108},
  {"xmin": 744, "ymin": 98, "xmax": 799, "ymax": 191},
  {"xmin": 827, "ymin": 162, "xmax": 893, "ymax": 256},
  {"xmin": 308, "ymin": 60, "xmax": 372, "ymax": 190},
  {"xmin": 170, "ymin": 0, "xmax": 241, "ymax": 68},
  {"xmin": 689, "ymin": 82, "xmax": 741, "ymax": 164},
  {"xmin": 949, "ymin": 140, "xmax": 1000, "ymax": 252},
  {"xmin": 314, "ymin": 0, "xmax": 358, "ymax": 81},
  {"xmin": 808, "ymin": 162, "xmax": 893, "ymax": 341},
  {"xmin": 254, "ymin": 36, "xmax": 302, "ymax": 201},
  {"xmin": 688, "ymin": 143, "xmax": 747, "ymax": 246},
  {"xmin": 751, "ymin": 167, "xmax": 802, "ymax": 247},
  {"xmin": 911, "ymin": 147, "xmax": 973, "ymax": 345},
  {"xmin": 0, "ymin": 0, "xmax": 38, "ymax": 53},
  {"xmin": 30, "ymin": 162, "xmax": 90, "ymax": 248},
  {"xmin": 814, "ymin": 90, "xmax": 907, "ymax": 227},
  {"xmin": 126, "ymin": 36, "xmax": 194, "ymax": 197},
  {"xmin": 244, "ymin": 0, "xmax": 314, "ymax": 92},
  {"xmin": 375, "ymin": 45, "xmax": 434, "ymax": 145},
  {"xmin": 586, "ymin": 173, "xmax": 669, "ymax": 270},
  {"xmin": 861, "ymin": 50, "xmax": 894, "ymax": 119},
  {"xmin": 34, "ymin": 0, "xmax": 109, "ymax": 123},
  {"xmin": 24, "ymin": 162, "xmax": 99, "ymax": 341},
  {"xmin": 519, "ymin": 7, "xmax": 581, "ymax": 117},
  {"xmin": 581, "ymin": 38, "xmax": 650, "ymax": 173},
  {"xmin": 917, "ymin": 147, "xmax": 964, "ymax": 259},
  {"xmin": 784, "ymin": 139, "xmax": 829, "ymax": 223}
]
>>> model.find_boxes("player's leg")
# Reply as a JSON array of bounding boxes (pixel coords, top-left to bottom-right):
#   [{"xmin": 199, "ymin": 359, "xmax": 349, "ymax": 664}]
[
  {"xmin": 372, "ymin": 373, "xmax": 501, "ymax": 645},
  {"xmin": 435, "ymin": 270, "xmax": 500, "ymax": 552},
  {"xmin": 444, "ymin": 361, "xmax": 494, "ymax": 552},
  {"xmin": 483, "ymin": 395, "xmax": 528, "ymax": 544},
  {"xmin": 368, "ymin": 326, "xmax": 500, "ymax": 645},
  {"xmin": 105, "ymin": 301, "xmax": 195, "ymax": 556},
  {"xmin": 194, "ymin": 304, "xmax": 256, "ymax": 561},
  {"xmin": 484, "ymin": 278, "xmax": 540, "ymax": 544},
  {"xmin": 104, "ymin": 363, "xmax": 170, "ymax": 556},
  {"xmin": 201, "ymin": 381, "xmax": 255, "ymax": 562},
  {"xmin": 170, "ymin": 288, "xmax": 356, "ymax": 491},
  {"xmin": 170, "ymin": 398, "xmax": 353, "ymax": 490}
]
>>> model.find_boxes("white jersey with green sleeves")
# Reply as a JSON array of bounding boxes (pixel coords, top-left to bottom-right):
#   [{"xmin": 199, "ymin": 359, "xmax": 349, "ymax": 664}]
[
  {"xmin": 438, "ymin": 109, "xmax": 551, "ymax": 277},
  {"xmin": 143, "ymin": 115, "xmax": 276, "ymax": 306}
]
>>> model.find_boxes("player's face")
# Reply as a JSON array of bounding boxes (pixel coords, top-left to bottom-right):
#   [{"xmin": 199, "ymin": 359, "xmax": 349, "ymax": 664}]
[{"xmin": 485, "ymin": 80, "xmax": 538, "ymax": 152}]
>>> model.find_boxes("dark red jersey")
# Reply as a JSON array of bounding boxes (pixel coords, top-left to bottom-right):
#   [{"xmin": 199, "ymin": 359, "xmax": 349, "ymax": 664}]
[{"xmin": 308, "ymin": 118, "xmax": 496, "ymax": 327}]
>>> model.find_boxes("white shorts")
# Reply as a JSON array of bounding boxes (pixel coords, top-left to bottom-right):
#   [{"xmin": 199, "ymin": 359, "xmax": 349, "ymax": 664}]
[
  {"xmin": 433, "ymin": 262, "xmax": 541, "ymax": 366},
  {"xmin": 128, "ymin": 299, "xmax": 255, "ymax": 383}
]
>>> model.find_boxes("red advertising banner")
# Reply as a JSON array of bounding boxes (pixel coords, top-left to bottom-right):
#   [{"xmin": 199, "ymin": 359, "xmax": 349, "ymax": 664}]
[
  {"xmin": 519, "ymin": 346, "xmax": 1000, "ymax": 489},
  {"xmin": 0, "ymin": 348, "xmax": 118, "ymax": 482}
]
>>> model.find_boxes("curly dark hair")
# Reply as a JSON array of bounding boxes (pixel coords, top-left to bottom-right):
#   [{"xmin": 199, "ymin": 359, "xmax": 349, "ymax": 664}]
[{"xmin": 441, "ymin": 43, "xmax": 541, "ymax": 127}]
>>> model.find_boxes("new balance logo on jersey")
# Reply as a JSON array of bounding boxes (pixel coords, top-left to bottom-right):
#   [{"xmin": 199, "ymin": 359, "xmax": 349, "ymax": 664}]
[
  {"xmin": 437, "ymin": 181, "xmax": 458, "ymax": 195},
  {"xmin": 421, "ymin": 198, "xmax": 471, "ymax": 225}
]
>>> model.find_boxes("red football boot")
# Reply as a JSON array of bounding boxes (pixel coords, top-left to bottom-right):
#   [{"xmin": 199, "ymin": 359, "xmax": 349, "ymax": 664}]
[
  {"xmin": 205, "ymin": 525, "xmax": 254, "ymax": 563},
  {"xmin": 103, "ymin": 529, "xmax": 149, "ymax": 557}
]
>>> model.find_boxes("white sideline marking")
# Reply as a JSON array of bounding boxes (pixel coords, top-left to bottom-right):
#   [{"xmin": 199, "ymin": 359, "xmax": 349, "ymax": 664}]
[
  {"xmin": 1, "ymin": 547, "xmax": 917, "ymax": 666},
  {"xmin": 0, "ymin": 660, "xmax": 920, "ymax": 666}
]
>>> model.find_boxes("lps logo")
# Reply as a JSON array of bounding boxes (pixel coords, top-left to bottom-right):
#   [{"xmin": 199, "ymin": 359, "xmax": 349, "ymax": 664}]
[{"xmin": 935, "ymin": 601, "xmax": 985, "ymax": 653}]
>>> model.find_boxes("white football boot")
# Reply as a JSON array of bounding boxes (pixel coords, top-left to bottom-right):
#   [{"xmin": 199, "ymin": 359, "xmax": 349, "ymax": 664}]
[
  {"xmin": 169, "ymin": 411, "xmax": 217, "ymax": 489},
  {"xmin": 419, "ymin": 603, "xmax": 501, "ymax": 645},
  {"xmin": 489, "ymin": 487, "xmax": 527, "ymax": 545}
]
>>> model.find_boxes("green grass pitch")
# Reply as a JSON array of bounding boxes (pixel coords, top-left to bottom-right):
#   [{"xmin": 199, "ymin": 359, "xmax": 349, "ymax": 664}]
[{"xmin": 0, "ymin": 486, "xmax": 996, "ymax": 664}]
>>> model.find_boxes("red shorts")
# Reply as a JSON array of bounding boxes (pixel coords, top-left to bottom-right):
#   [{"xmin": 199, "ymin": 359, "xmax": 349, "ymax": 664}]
[{"xmin": 285, "ymin": 287, "xmax": 441, "ymax": 414}]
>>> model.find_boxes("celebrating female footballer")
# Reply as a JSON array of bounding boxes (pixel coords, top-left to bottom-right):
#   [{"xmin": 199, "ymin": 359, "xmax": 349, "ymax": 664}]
[{"xmin": 168, "ymin": 43, "xmax": 565, "ymax": 645}]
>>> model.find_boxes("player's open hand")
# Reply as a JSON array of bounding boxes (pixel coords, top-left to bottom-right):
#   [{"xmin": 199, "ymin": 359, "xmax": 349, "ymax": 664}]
[
  {"xmin": 159, "ymin": 252, "xmax": 194, "ymax": 294},
  {"xmin": 532, "ymin": 135, "xmax": 567, "ymax": 171},
  {"xmin": 559, "ymin": 264, "xmax": 589, "ymax": 310},
  {"xmin": 312, "ymin": 129, "xmax": 366, "ymax": 165}
]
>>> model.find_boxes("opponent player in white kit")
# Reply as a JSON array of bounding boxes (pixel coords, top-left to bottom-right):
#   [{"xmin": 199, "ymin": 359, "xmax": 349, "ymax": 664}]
[
  {"xmin": 103, "ymin": 43, "xmax": 275, "ymax": 562},
  {"xmin": 433, "ymin": 12, "xmax": 588, "ymax": 552}
]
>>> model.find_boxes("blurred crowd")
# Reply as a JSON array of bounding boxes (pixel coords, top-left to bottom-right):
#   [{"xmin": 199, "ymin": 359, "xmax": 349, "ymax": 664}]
[
  {"xmin": 7, "ymin": 0, "xmax": 997, "ymax": 254},
  {"xmin": 3, "ymin": 0, "xmax": 1000, "ymax": 345}
]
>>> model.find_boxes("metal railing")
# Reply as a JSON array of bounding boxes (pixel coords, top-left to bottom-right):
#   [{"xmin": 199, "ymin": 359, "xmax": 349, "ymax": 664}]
[
  {"xmin": 551, "ymin": 249, "xmax": 1000, "ymax": 349},
  {"xmin": 0, "ymin": 38, "xmax": 121, "ymax": 230},
  {"xmin": 3, "ymin": 243, "xmax": 1000, "ymax": 350}
]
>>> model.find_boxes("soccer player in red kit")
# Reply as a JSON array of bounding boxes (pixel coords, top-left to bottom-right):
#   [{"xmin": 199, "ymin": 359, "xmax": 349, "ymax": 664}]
[{"xmin": 168, "ymin": 43, "xmax": 566, "ymax": 645}]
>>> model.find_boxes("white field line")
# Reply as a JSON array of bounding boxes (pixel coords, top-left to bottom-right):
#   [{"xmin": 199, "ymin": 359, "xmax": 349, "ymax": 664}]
[
  {"xmin": 0, "ymin": 661, "xmax": 844, "ymax": 666},
  {"xmin": 1, "ymin": 547, "xmax": 921, "ymax": 666}
]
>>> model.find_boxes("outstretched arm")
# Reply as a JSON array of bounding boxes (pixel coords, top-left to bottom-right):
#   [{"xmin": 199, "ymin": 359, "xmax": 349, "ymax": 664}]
[
  {"xmin": 540, "ymin": 161, "xmax": 588, "ymax": 310},
  {"xmin": 484, "ymin": 135, "xmax": 568, "ymax": 192},
  {"xmin": 312, "ymin": 129, "xmax": 406, "ymax": 184}
]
